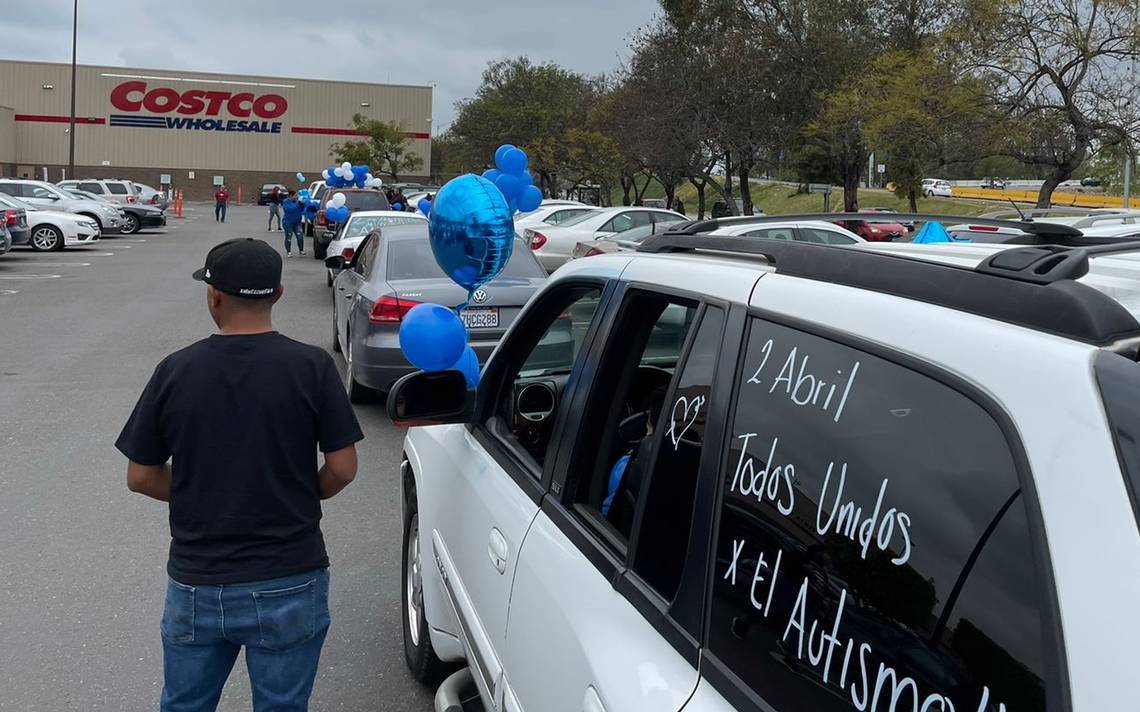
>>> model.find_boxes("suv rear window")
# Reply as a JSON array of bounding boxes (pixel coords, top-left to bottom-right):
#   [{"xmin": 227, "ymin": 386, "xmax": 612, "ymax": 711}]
[
  {"xmin": 387, "ymin": 238, "xmax": 543, "ymax": 281},
  {"xmin": 1094, "ymin": 351, "xmax": 1140, "ymax": 528},
  {"xmin": 342, "ymin": 192, "xmax": 389, "ymax": 211},
  {"xmin": 106, "ymin": 183, "xmax": 129, "ymax": 194}
]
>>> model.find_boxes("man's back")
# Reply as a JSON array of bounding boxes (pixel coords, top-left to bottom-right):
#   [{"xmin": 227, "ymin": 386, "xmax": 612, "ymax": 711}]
[{"xmin": 117, "ymin": 331, "xmax": 360, "ymax": 584}]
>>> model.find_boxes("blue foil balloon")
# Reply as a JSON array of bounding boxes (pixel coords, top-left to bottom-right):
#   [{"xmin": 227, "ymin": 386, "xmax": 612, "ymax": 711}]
[
  {"xmin": 429, "ymin": 174, "xmax": 515, "ymax": 292},
  {"xmin": 450, "ymin": 345, "xmax": 480, "ymax": 387},
  {"xmin": 296, "ymin": 172, "xmax": 305, "ymax": 182},
  {"xmin": 399, "ymin": 303, "xmax": 468, "ymax": 372}
]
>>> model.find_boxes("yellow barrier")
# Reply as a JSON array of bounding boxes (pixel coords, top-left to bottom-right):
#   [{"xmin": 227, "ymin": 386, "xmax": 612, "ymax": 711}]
[{"xmin": 951, "ymin": 186, "xmax": 1140, "ymax": 209}]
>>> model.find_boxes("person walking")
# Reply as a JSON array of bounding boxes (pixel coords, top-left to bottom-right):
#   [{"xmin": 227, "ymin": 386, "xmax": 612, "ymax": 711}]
[
  {"xmin": 281, "ymin": 190, "xmax": 305, "ymax": 257},
  {"xmin": 214, "ymin": 185, "xmax": 230, "ymax": 223},
  {"xmin": 267, "ymin": 187, "xmax": 283, "ymax": 231},
  {"xmin": 116, "ymin": 238, "xmax": 363, "ymax": 712}
]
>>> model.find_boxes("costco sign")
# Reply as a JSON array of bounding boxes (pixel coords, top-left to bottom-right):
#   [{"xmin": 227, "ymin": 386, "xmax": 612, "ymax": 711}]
[{"xmin": 108, "ymin": 81, "xmax": 287, "ymax": 133}]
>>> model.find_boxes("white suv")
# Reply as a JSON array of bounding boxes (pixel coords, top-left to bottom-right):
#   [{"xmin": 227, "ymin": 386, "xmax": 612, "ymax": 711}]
[
  {"xmin": 921, "ymin": 178, "xmax": 952, "ymax": 197},
  {"xmin": 388, "ymin": 213, "xmax": 1140, "ymax": 712},
  {"xmin": 0, "ymin": 179, "xmax": 124, "ymax": 234}
]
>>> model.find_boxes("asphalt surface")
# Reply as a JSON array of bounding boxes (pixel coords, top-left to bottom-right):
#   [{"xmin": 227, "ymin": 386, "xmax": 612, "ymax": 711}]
[{"xmin": 0, "ymin": 204, "xmax": 434, "ymax": 711}]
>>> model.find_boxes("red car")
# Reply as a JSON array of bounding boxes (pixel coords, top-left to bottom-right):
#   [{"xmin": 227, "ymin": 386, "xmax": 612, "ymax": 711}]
[{"xmin": 834, "ymin": 216, "xmax": 907, "ymax": 242}]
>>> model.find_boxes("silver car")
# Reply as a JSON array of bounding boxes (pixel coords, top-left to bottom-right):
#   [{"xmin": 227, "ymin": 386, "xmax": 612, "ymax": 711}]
[{"xmin": 329, "ymin": 225, "xmax": 547, "ymax": 401}]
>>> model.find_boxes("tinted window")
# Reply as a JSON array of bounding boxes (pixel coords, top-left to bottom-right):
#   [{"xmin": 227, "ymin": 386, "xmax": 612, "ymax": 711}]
[
  {"xmin": 800, "ymin": 227, "xmax": 857, "ymax": 245},
  {"xmin": 631, "ymin": 306, "xmax": 724, "ymax": 599},
  {"xmin": 556, "ymin": 209, "xmax": 601, "ymax": 228},
  {"xmin": 744, "ymin": 227, "xmax": 796, "ymax": 241},
  {"xmin": 1094, "ymin": 351, "xmax": 1140, "ymax": 528},
  {"xmin": 354, "ymin": 234, "xmax": 380, "ymax": 275},
  {"xmin": 78, "ymin": 182, "xmax": 103, "ymax": 194},
  {"xmin": 343, "ymin": 192, "xmax": 390, "ymax": 211},
  {"xmin": 707, "ymin": 319, "xmax": 1051, "ymax": 712},
  {"xmin": 106, "ymin": 183, "xmax": 129, "ymax": 194},
  {"xmin": 387, "ymin": 238, "xmax": 544, "ymax": 281}
]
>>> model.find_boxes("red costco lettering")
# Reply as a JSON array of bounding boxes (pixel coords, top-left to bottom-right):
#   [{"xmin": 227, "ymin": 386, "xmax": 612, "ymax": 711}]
[{"xmin": 108, "ymin": 81, "xmax": 288, "ymax": 119}]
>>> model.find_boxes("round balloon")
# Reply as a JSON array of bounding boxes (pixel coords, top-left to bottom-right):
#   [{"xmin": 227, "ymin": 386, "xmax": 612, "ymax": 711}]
[
  {"xmin": 399, "ymin": 303, "xmax": 468, "ymax": 372},
  {"xmin": 494, "ymin": 144, "xmax": 516, "ymax": 169},
  {"xmin": 392, "ymin": 202, "xmax": 403, "ymax": 211},
  {"xmin": 418, "ymin": 198, "xmax": 431, "ymax": 216},
  {"xmin": 499, "ymin": 147, "xmax": 528, "ymax": 175},
  {"xmin": 428, "ymin": 174, "xmax": 515, "ymax": 292},
  {"xmin": 341, "ymin": 161, "xmax": 352, "ymax": 173},
  {"xmin": 296, "ymin": 172, "xmax": 305, "ymax": 182},
  {"xmin": 449, "ymin": 345, "xmax": 480, "ymax": 387},
  {"xmin": 482, "ymin": 168, "xmax": 502, "ymax": 182},
  {"xmin": 518, "ymin": 185, "xmax": 543, "ymax": 212},
  {"xmin": 494, "ymin": 173, "xmax": 522, "ymax": 201},
  {"xmin": 331, "ymin": 192, "xmax": 346, "ymax": 208}
]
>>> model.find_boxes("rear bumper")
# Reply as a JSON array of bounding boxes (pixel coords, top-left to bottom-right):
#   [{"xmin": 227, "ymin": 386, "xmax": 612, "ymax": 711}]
[{"xmin": 9, "ymin": 225, "xmax": 30, "ymax": 245}]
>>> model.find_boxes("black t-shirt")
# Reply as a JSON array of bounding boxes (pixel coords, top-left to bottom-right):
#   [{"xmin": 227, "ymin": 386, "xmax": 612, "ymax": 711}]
[{"xmin": 115, "ymin": 332, "xmax": 363, "ymax": 585}]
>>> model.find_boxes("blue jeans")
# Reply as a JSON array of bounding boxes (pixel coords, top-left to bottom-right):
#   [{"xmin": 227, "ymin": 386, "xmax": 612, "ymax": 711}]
[
  {"xmin": 268, "ymin": 204, "xmax": 280, "ymax": 230},
  {"xmin": 160, "ymin": 568, "xmax": 330, "ymax": 712},
  {"xmin": 283, "ymin": 223, "xmax": 304, "ymax": 253},
  {"xmin": 215, "ymin": 202, "xmax": 227, "ymax": 222}
]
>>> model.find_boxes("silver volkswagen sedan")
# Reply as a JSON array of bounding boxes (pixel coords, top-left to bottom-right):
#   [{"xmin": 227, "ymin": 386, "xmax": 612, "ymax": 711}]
[{"xmin": 329, "ymin": 224, "xmax": 548, "ymax": 401}]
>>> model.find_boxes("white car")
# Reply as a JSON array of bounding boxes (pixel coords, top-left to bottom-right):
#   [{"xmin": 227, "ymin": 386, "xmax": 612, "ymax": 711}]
[
  {"xmin": 525, "ymin": 206, "xmax": 686, "ymax": 271},
  {"xmin": 513, "ymin": 203, "xmax": 595, "ymax": 239},
  {"xmin": 921, "ymin": 178, "xmax": 953, "ymax": 197},
  {"xmin": 0, "ymin": 193, "xmax": 99, "ymax": 250},
  {"xmin": 322, "ymin": 210, "xmax": 428, "ymax": 285},
  {"xmin": 947, "ymin": 208, "xmax": 1140, "ymax": 242},
  {"xmin": 708, "ymin": 217, "xmax": 865, "ymax": 244},
  {"xmin": 57, "ymin": 179, "xmax": 140, "ymax": 206},
  {"xmin": 389, "ymin": 213, "xmax": 1140, "ymax": 712},
  {"xmin": 0, "ymin": 179, "xmax": 124, "ymax": 234}
]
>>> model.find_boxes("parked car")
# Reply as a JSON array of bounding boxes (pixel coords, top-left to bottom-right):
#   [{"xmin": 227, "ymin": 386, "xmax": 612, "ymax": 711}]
[
  {"xmin": 1081, "ymin": 176, "xmax": 1103, "ymax": 187},
  {"xmin": 526, "ymin": 207, "xmax": 686, "ymax": 272},
  {"xmin": 388, "ymin": 212, "xmax": 1140, "ymax": 712},
  {"xmin": 861, "ymin": 206, "xmax": 914, "ymax": 230},
  {"xmin": 0, "ymin": 179, "xmax": 124, "ymax": 234},
  {"xmin": 0, "ymin": 193, "xmax": 99, "ymax": 250},
  {"xmin": 133, "ymin": 182, "xmax": 169, "ymax": 210},
  {"xmin": 311, "ymin": 188, "xmax": 391, "ymax": 256},
  {"xmin": 514, "ymin": 204, "xmax": 596, "ymax": 238},
  {"xmin": 981, "ymin": 177, "xmax": 1007, "ymax": 190},
  {"xmin": 62, "ymin": 188, "xmax": 165, "ymax": 234},
  {"xmin": 0, "ymin": 221, "xmax": 11, "ymax": 256},
  {"xmin": 833, "ymin": 215, "xmax": 907, "ymax": 241},
  {"xmin": 946, "ymin": 208, "xmax": 1140, "ymax": 243},
  {"xmin": 0, "ymin": 193, "xmax": 31, "ymax": 247},
  {"xmin": 57, "ymin": 178, "xmax": 139, "ymax": 206},
  {"xmin": 322, "ymin": 210, "xmax": 428, "ymax": 285},
  {"xmin": 921, "ymin": 178, "xmax": 952, "ymax": 197},
  {"xmin": 257, "ymin": 183, "xmax": 288, "ymax": 205},
  {"xmin": 327, "ymin": 225, "xmax": 546, "ymax": 401}
]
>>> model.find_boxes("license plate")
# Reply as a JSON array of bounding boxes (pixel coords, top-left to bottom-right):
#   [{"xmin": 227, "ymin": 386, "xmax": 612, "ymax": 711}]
[{"xmin": 461, "ymin": 307, "xmax": 499, "ymax": 329}]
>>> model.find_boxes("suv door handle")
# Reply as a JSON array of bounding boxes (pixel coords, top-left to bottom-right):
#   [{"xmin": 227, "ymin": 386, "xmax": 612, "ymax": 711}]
[
  {"xmin": 487, "ymin": 528, "xmax": 508, "ymax": 574},
  {"xmin": 582, "ymin": 686, "xmax": 605, "ymax": 712}
]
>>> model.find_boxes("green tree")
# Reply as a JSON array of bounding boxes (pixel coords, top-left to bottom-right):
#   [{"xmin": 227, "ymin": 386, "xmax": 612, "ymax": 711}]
[{"xmin": 330, "ymin": 114, "xmax": 424, "ymax": 182}]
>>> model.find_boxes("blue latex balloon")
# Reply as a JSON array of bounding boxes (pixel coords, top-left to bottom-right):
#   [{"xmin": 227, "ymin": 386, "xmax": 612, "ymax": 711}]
[
  {"xmin": 518, "ymin": 185, "xmax": 543, "ymax": 212},
  {"xmin": 428, "ymin": 173, "xmax": 515, "ymax": 291},
  {"xmin": 494, "ymin": 144, "xmax": 516, "ymax": 169},
  {"xmin": 449, "ymin": 345, "xmax": 480, "ymax": 387},
  {"xmin": 519, "ymin": 171, "xmax": 534, "ymax": 188},
  {"xmin": 392, "ymin": 202, "xmax": 403, "ymax": 211},
  {"xmin": 483, "ymin": 168, "xmax": 502, "ymax": 182},
  {"xmin": 296, "ymin": 172, "xmax": 305, "ymax": 182},
  {"xmin": 418, "ymin": 198, "xmax": 431, "ymax": 216},
  {"xmin": 494, "ymin": 173, "xmax": 521, "ymax": 200},
  {"xmin": 500, "ymin": 147, "xmax": 528, "ymax": 175},
  {"xmin": 399, "ymin": 303, "xmax": 468, "ymax": 372},
  {"xmin": 325, "ymin": 177, "xmax": 336, "ymax": 187}
]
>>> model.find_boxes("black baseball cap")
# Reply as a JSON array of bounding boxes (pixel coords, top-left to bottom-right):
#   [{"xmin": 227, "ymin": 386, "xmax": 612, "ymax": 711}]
[{"xmin": 192, "ymin": 238, "xmax": 282, "ymax": 298}]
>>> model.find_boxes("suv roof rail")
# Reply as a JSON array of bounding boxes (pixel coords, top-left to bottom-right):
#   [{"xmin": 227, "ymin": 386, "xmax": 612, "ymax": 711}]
[
  {"xmin": 636, "ymin": 229, "xmax": 1140, "ymax": 345},
  {"xmin": 658, "ymin": 212, "xmax": 1085, "ymax": 238},
  {"xmin": 1069, "ymin": 213, "xmax": 1140, "ymax": 228}
]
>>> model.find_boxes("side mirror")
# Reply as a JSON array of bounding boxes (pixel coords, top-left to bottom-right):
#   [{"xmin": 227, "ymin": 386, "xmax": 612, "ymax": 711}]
[
  {"xmin": 324, "ymin": 255, "xmax": 345, "ymax": 270},
  {"xmin": 48, "ymin": 194, "xmax": 60, "ymax": 200},
  {"xmin": 387, "ymin": 370, "xmax": 473, "ymax": 427}
]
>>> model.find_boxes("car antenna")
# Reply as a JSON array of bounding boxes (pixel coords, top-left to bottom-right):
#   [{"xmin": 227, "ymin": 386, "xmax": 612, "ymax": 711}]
[{"xmin": 1008, "ymin": 199, "xmax": 1030, "ymax": 222}]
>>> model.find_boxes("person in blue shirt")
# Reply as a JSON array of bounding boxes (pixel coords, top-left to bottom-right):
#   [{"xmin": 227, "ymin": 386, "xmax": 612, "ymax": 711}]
[
  {"xmin": 602, "ymin": 387, "xmax": 666, "ymax": 517},
  {"xmin": 281, "ymin": 190, "xmax": 305, "ymax": 257}
]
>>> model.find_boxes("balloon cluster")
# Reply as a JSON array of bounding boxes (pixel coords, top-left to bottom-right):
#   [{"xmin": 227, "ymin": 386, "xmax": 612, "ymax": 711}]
[
  {"xmin": 296, "ymin": 171, "xmax": 306, "ymax": 183},
  {"xmin": 482, "ymin": 144, "xmax": 543, "ymax": 213},
  {"xmin": 322, "ymin": 162, "xmax": 382, "ymax": 189},
  {"xmin": 325, "ymin": 192, "xmax": 351, "ymax": 224},
  {"xmin": 397, "ymin": 145, "xmax": 530, "ymax": 388}
]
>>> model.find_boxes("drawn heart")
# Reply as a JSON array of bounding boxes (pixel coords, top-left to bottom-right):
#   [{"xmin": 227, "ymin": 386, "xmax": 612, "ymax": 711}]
[{"xmin": 668, "ymin": 394, "xmax": 705, "ymax": 450}]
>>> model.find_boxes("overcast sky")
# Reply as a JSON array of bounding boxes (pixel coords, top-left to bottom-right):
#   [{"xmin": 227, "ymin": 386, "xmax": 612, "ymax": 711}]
[{"xmin": 3, "ymin": 0, "xmax": 661, "ymax": 130}]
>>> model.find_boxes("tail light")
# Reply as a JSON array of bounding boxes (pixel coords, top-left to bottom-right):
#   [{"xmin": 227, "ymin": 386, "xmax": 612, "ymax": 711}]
[
  {"xmin": 4, "ymin": 210, "xmax": 15, "ymax": 226},
  {"xmin": 369, "ymin": 295, "xmax": 420, "ymax": 323},
  {"xmin": 127, "ymin": 195, "xmax": 137, "ymax": 203},
  {"xmin": 340, "ymin": 247, "xmax": 355, "ymax": 262},
  {"xmin": 582, "ymin": 246, "xmax": 604, "ymax": 257},
  {"xmin": 529, "ymin": 231, "xmax": 547, "ymax": 249},
  {"xmin": 966, "ymin": 225, "xmax": 1000, "ymax": 232}
]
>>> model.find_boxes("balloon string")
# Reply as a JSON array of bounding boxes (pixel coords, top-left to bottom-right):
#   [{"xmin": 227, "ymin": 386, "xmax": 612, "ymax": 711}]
[{"xmin": 456, "ymin": 289, "xmax": 473, "ymax": 313}]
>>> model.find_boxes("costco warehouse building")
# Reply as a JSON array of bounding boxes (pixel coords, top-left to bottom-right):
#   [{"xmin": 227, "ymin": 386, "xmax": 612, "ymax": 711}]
[{"xmin": 0, "ymin": 60, "xmax": 433, "ymax": 200}]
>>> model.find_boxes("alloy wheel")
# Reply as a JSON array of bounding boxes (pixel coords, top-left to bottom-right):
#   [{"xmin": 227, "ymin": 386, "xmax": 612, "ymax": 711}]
[{"xmin": 405, "ymin": 513, "xmax": 423, "ymax": 646}]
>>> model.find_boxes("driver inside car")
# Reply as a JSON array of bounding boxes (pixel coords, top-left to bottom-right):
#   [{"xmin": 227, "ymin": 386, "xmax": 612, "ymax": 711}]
[{"xmin": 602, "ymin": 387, "xmax": 666, "ymax": 517}]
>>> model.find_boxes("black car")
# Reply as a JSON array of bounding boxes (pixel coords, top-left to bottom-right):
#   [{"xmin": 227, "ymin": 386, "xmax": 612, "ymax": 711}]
[
  {"xmin": 1080, "ymin": 176, "xmax": 1102, "ymax": 187},
  {"xmin": 257, "ymin": 184, "xmax": 287, "ymax": 205}
]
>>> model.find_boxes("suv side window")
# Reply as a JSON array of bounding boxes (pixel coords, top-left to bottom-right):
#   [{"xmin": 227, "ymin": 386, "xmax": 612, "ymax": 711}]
[
  {"xmin": 706, "ymin": 318, "xmax": 1053, "ymax": 711},
  {"xmin": 106, "ymin": 182, "xmax": 129, "ymax": 195},
  {"xmin": 800, "ymin": 227, "xmax": 857, "ymax": 245},
  {"xmin": 78, "ymin": 182, "xmax": 103, "ymax": 194}
]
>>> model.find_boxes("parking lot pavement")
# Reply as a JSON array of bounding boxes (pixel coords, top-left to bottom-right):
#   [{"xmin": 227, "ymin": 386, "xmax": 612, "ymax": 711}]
[{"xmin": 0, "ymin": 205, "xmax": 433, "ymax": 711}]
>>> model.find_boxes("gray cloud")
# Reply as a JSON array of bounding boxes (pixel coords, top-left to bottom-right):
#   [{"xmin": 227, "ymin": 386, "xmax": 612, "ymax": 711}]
[{"xmin": 1, "ymin": 0, "xmax": 660, "ymax": 129}]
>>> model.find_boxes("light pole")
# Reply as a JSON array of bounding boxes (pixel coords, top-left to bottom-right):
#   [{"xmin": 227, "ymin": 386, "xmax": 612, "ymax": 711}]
[{"xmin": 66, "ymin": 0, "xmax": 78, "ymax": 179}]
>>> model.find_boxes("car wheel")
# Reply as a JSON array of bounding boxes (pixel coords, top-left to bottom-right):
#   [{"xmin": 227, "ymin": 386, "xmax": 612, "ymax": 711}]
[
  {"xmin": 121, "ymin": 213, "xmax": 141, "ymax": 234},
  {"xmin": 314, "ymin": 242, "xmax": 327, "ymax": 260},
  {"xmin": 924, "ymin": 190, "xmax": 933, "ymax": 198},
  {"xmin": 326, "ymin": 269, "xmax": 333, "ymax": 287},
  {"xmin": 30, "ymin": 225, "xmax": 63, "ymax": 251},
  {"xmin": 344, "ymin": 336, "xmax": 375, "ymax": 403},
  {"xmin": 402, "ymin": 494, "xmax": 449, "ymax": 685}
]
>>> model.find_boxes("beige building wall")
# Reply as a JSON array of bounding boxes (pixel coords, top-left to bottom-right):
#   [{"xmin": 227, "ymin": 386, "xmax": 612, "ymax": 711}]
[
  {"xmin": 0, "ymin": 106, "xmax": 14, "ymax": 164},
  {"xmin": 0, "ymin": 60, "xmax": 432, "ymax": 177}
]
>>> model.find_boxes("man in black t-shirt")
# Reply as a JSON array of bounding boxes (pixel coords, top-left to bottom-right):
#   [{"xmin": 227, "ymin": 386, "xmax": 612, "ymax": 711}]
[{"xmin": 116, "ymin": 238, "xmax": 363, "ymax": 712}]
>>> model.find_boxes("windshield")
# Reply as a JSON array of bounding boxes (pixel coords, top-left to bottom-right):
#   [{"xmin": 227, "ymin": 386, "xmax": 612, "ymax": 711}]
[
  {"xmin": 551, "ymin": 209, "xmax": 601, "ymax": 228},
  {"xmin": 387, "ymin": 237, "xmax": 544, "ymax": 281},
  {"xmin": 344, "ymin": 215, "xmax": 425, "ymax": 237}
]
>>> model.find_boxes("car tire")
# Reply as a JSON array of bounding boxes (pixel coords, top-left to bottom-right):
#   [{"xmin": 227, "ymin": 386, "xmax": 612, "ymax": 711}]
[
  {"xmin": 924, "ymin": 190, "xmax": 933, "ymax": 198},
  {"xmin": 344, "ymin": 336, "xmax": 375, "ymax": 403},
  {"xmin": 326, "ymin": 270, "xmax": 333, "ymax": 287},
  {"xmin": 30, "ymin": 225, "xmax": 64, "ymax": 251},
  {"xmin": 402, "ymin": 491, "xmax": 449, "ymax": 685},
  {"xmin": 121, "ymin": 213, "xmax": 141, "ymax": 234},
  {"xmin": 314, "ymin": 242, "xmax": 327, "ymax": 260}
]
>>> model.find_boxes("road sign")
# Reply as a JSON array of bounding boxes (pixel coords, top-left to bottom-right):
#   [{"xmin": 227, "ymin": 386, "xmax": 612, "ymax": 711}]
[
  {"xmin": 159, "ymin": 174, "xmax": 171, "ymax": 184},
  {"xmin": 808, "ymin": 183, "xmax": 833, "ymax": 194},
  {"xmin": 877, "ymin": 164, "xmax": 886, "ymax": 174}
]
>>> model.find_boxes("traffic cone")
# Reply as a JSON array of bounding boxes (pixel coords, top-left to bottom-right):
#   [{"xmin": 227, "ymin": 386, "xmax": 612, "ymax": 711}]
[{"xmin": 237, "ymin": 186, "xmax": 243, "ymax": 206}]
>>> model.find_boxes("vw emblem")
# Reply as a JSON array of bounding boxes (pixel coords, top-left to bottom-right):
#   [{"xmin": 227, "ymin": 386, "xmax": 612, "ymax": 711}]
[{"xmin": 471, "ymin": 289, "xmax": 488, "ymax": 304}]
